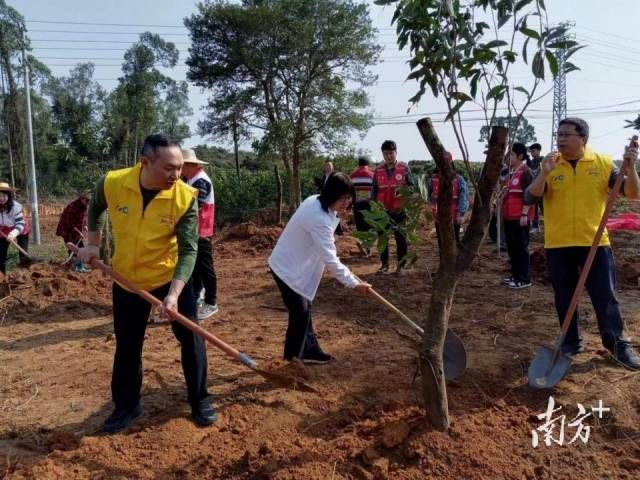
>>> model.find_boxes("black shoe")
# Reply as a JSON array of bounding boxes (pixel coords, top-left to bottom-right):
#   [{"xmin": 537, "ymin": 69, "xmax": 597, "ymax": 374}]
[
  {"xmin": 103, "ymin": 403, "xmax": 142, "ymax": 433},
  {"xmin": 192, "ymin": 404, "xmax": 218, "ymax": 426},
  {"xmin": 560, "ymin": 343, "xmax": 585, "ymax": 356},
  {"xmin": 302, "ymin": 349, "xmax": 335, "ymax": 365},
  {"xmin": 610, "ymin": 343, "xmax": 640, "ymax": 370}
]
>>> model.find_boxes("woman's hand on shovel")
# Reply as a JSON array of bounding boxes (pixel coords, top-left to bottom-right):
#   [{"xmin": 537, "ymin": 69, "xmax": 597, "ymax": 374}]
[{"xmin": 354, "ymin": 282, "xmax": 372, "ymax": 295}]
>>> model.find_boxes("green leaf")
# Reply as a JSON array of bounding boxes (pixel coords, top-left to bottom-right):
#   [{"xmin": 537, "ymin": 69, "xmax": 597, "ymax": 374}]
[
  {"xmin": 522, "ymin": 37, "xmax": 530, "ymax": 64},
  {"xmin": 444, "ymin": 99, "xmax": 466, "ymax": 121},
  {"xmin": 520, "ymin": 27, "xmax": 541, "ymax": 41},
  {"xmin": 514, "ymin": 86, "xmax": 530, "ymax": 96},
  {"xmin": 485, "ymin": 40, "xmax": 508, "ymax": 49},
  {"xmin": 502, "ymin": 50, "xmax": 517, "ymax": 62},
  {"xmin": 514, "ymin": 0, "xmax": 533, "ymax": 13},
  {"xmin": 497, "ymin": 14, "xmax": 512, "ymax": 29},
  {"xmin": 539, "ymin": 0, "xmax": 546, "ymax": 10},
  {"xmin": 546, "ymin": 40, "xmax": 578, "ymax": 49},
  {"xmin": 545, "ymin": 50, "xmax": 559, "ymax": 77},
  {"xmin": 451, "ymin": 91, "xmax": 473, "ymax": 102},
  {"xmin": 563, "ymin": 61, "xmax": 580, "ymax": 73},
  {"xmin": 486, "ymin": 84, "xmax": 507, "ymax": 100},
  {"xmin": 565, "ymin": 45, "xmax": 586, "ymax": 61},
  {"xmin": 532, "ymin": 50, "xmax": 545, "ymax": 79}
]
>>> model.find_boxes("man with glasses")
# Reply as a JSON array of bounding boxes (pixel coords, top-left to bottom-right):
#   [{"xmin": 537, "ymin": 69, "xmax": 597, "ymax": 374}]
[{"xmin": 526, "ymin": 117, "xmax": 640, "ymax": 369}]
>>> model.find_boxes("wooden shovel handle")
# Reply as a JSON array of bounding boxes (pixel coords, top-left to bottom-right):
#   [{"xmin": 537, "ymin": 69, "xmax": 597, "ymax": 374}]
[
  {"xmin": 558, "ymin": 135, "xmax": 639, "ymax": 339},
  {"xmin": 66, "ymin": 243, "xmax": 254, "ymax": 367},
  {"xmin": 0, "ymin": 230, "xmax": 30, "ymax": 258}
]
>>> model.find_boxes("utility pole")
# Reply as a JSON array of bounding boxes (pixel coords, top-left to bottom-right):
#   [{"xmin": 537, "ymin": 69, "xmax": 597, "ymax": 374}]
[
  {"xmin": 21, "ymin": 29, "xmax": 41, "ymax": 244},
  {"xmin": 0, "ymin": 63, "xmax": 16, "ymax": 189},
  {"xmin": 550, "ymin": 22, "xmax": 574, "ymax": 151}
]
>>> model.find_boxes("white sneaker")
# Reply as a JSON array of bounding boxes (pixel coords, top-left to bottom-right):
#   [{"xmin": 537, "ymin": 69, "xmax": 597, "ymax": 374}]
[{"xmin": 198, "ymin": 303, "xmax": 219, "ymax": 320}]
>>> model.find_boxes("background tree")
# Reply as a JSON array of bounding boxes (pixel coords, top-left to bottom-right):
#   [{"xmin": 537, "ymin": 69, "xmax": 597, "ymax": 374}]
[
  {"xmin": 185, "ymin": 0, "xmax": 381, "ymax": 208},
  {"xmin": 375, "ymin": 0, "xmax": 580, "ymax": 430},
  {"xmin": 479, "ymin": 115, "xmax": 537, "ymax": 145}
]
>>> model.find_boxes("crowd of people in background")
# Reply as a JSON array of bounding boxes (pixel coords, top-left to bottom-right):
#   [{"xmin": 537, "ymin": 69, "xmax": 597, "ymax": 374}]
[{"xmin": 1, "ymin": 116, "xmax": 639, "ymax": 435}]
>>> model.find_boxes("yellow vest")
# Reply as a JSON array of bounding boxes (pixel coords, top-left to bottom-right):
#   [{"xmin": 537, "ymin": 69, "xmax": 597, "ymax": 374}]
[
  {"xmin": 104, "ymin": 163, "xmax": 196, "ymax": 291},
  {"xmin": 543, "ymin": 147, "xmax": 613, "ymax": 248}
]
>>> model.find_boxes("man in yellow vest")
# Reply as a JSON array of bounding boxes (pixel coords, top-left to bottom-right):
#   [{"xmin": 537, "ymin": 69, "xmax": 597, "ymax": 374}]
[
  {"xmin": 526, "ymin": 117, "xmax": 640, "ymax": 370},
  {"xmin": 78, "ymin": 134, "xmax": 216, "ymax": 432}
]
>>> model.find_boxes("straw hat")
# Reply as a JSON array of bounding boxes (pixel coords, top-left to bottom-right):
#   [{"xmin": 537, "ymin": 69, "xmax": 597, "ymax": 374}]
[
  {"xmin": 0, "ymin": 182, "xmax": 16, "ymax": 193},
  {"xmin": 182, "ymin": 148, "xmax": 208, "ymax": 165}
]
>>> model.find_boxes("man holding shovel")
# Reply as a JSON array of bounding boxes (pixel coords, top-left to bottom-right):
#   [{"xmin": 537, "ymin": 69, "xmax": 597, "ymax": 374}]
[
  {"xmin": 78, "ymin": 134, "xmax": 216, "ymax": 432},
  {"xmin": 526, "ymin": 117, "xmax": 640, "ymax": 369}
]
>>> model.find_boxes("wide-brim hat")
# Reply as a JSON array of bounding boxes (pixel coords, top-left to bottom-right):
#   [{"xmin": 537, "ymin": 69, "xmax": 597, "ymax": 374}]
[
  {"xmin": 182, "ymin": 148, "xmax": 208, "ymax": 165},
  {"xmin": 0, "ymin": 182, "xmax": 16, "ymax": 193}
]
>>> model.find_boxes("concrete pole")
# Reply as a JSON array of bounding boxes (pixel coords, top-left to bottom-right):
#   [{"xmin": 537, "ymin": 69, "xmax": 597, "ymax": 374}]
[
  {"xmin": 0, "ymin": 63, "xmax": 16, "ymax": 189},
  {"xmin": 21, "ymin": 29, "xmax": 40, "ymax": 244}
]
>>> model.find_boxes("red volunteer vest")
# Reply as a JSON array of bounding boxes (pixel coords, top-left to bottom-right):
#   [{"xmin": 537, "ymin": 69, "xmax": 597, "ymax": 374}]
[
  {"xmin": 374, "ymin": 162, "xmax": 409, "ymax": 212},
  {"xmin": 350, "ymin": 166, "xmax": 374, "ymax": 203},
  {"xmin": 187, "ymin": 168, "xmax": 215, "ymax": 238},
  {"xmin": 431, "ymin": 174, "xmax": 460, "ymax": 219},
  {"xmin": 502, "ymin": 164, "xmax": 534, "ymax": 221}
]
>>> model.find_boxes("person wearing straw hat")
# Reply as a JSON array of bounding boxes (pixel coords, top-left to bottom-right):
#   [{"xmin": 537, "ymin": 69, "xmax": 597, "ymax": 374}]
[
  {"xmin": 181, "ymin": 148, "xmax": 219, "ymax": 320},
  {"xmin": 0, "ymin": 182, "xmax": 30, "ymax": 273},
  {"xmin": 77, "ymin": 134, "xmax": 216, "ymax": 432}
]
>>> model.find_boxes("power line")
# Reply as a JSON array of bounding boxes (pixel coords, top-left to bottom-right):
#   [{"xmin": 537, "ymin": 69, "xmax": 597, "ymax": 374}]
[
  {"xmin": 29, "ymin": 29, "xmax": 189, "ymax": 36},
  {"xmin": 27, "ymin": 19, "xmax": 187, "ymax": 28}
]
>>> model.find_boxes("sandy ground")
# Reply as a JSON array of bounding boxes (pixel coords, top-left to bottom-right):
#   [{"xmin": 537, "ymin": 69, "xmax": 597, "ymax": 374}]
[{"xmin": 1, "ymin": 212, "xmax": 640, "ymax": 479}]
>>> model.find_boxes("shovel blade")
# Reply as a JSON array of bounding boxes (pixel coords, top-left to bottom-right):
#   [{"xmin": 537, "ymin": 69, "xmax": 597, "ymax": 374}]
[
  {"xmin": 444, "ymin": 328, "xmax": 467, "ymax": 380},
  {"xmin": 528, "ymin": 345, "xmax": 573, "ymax": 389}
]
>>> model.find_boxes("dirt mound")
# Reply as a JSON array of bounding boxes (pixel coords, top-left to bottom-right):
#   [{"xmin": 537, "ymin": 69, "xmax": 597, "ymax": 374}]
[{"xmin": 218, "ymin": 222, "xmax": 283, "ymax": 254}]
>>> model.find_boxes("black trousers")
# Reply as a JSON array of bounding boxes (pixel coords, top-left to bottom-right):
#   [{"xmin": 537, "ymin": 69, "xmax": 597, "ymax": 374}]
[
  {"xmin": 271, "ymin": 271, "xmax": 321, "ymax": 360},
  {"xmin": 353, "ymin": 202, "xmax": 371, "ymax": 232},
  {"xmin": 192, "ymin": 237, "xmax": 217, "ymax": 305},
  {"xmin": 504, "ymin": 219, "xmax": 531, "ymax": 283},
  {"xmin": 111, "ymin": 280, "xmax": 210, "ymax": 411},
  {"xmin": 0, "ymin": 234, "xmax": 29, "ymax": 273},
  {"xmin": 546, "ymin": 246, "xmax": 625, "ymax": 350},
  {"xmin": 380, "ymin": 211, "xmax": 408, "ymax": 268}
]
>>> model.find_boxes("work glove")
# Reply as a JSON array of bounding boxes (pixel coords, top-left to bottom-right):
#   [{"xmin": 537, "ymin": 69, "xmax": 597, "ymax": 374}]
[{"xmin": 6, "ymin": 229, "xmax": 19, "ymax": 242}]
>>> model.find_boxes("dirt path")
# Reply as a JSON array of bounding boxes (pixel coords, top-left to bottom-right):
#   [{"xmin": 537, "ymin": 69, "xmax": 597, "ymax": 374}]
[{"xmin": 1, "ymin": 217, "xmax": 640, "ymax": 479}]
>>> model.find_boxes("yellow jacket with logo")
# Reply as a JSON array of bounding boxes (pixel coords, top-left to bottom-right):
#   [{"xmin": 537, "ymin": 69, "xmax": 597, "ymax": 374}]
[
  {"xmin": 543, "ymin": 147, "xmax": 613, "ymax": 249},
  {"xmin": 104, "ymin": 163, "xmax": 197, "ymax": 291}
]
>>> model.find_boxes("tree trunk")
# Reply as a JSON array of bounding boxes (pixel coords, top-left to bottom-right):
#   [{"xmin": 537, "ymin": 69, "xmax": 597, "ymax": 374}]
[
  {"xmin": 233, "ymin": 118, "xmax": 240, "ymax": 180},
  {"xmin": 291, "ymin": 144, "xmax": 302, "ymax": 209},
  {"xmin": 416, "ymin": 118, "xmax": 508, "ymax": 430},
  {"xmin": 274, "ymin": 164, "xmax": 283, "ymax": 225}
]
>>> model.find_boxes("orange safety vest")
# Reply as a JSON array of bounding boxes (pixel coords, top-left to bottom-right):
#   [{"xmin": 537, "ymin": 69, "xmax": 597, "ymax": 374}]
[
  {"xmin": 430, "ymin": 174, "xmax": 460, "ymax": 219},
  {"xmin": 374, "ymin": 162, "xmax": 410, "ymax": 212}
]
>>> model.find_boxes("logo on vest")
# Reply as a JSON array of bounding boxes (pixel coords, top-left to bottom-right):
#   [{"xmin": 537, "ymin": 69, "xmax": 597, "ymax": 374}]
[
  {"xmin": 395, "ymin": 174, "xmax": 403, "ymax": 181},
  {"xmin": 552, "ymin": 174, "xmax": 564, "ymax": 183},
  {"xmin": 159, "ymin": 214, "xmax": 175, "ymax": 226},
  {"xmin": 512, "ymin": 178, "xmax": 520, "ymax": 186},
  {"xmin": 116, "ymin": 204, "xmax": 129, "ymax": 214}
]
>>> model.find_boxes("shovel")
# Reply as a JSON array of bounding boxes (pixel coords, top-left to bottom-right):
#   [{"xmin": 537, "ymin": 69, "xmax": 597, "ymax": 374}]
[
  {"xmin": 67, "ymin": 243, "xmax": 317, "ymax": 393},
  {"xmin": 0, "ymin": 230, "xmax": 31, "ymax": 259},
  {"xmin": 358, "ymin": 276, "xmax": 467, "ymax": 379},
  {"xmin": 528, "ymin": 135, "xmax": 638, "ymax": 389}
]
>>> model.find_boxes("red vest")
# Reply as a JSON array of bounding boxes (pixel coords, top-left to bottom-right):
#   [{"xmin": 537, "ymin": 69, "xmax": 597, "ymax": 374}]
[
  {"xmin": 186, "ymin": 168, "xmax": 215, "ymax": 238},
  {"xmin": 350, "ymin": 166, "xmax": 374, "ymax": 203},
  {"xmin": 502, "ymin": 164, "xmax": 534, "ymax": 221},
  {"xmin": 431, "ymin": 174, "xmax": 460, "ymax": 219},
  {"xmin": 374, "ymin": 162, "xmax": 410, "ymax": 212}
]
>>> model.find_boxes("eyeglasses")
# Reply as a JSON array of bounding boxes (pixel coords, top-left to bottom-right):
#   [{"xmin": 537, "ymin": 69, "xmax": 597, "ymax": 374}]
[{"xmin": 557, "ymin": 133, "xmax": 583, "ymax": 138}]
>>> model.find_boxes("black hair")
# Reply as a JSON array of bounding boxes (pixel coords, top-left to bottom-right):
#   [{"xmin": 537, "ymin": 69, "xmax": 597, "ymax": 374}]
[
  {"xmin": 0, "ymin": 190, "xmax": 14, "ymax": 213},
  {"xmin": 358, "ymin": 155, "xmax": 370, "ymax": 167},
  {"xmin": 318, "ymin": 173, "xmax": 354, "ymax": 212},
  {"xmin": 559, "ymin": 117, "xmax": 589, "ymax": 139},
  {"xmin": 381, "ymin": 140, "xmax": 397, "ymax": 151},
  {"xmin": 512, "ymin": 142, "xmax": 530, "ymax": 163},
  {"xmin": 141, "ymin": 134, "xmax": 181, "ymax": 157},
  {"xmin": 529, "ymin": 143, "xmax": 542, "ymax": 151}
]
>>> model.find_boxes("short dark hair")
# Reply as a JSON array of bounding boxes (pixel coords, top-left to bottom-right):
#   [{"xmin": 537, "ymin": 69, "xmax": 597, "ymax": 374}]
[
  {"xmin": 559, "ymin": 117, "xmax": 589, "ymax": 140},
  {"xmin": 0, "ymin": 190, "xmax": 14, "ymax": 213},
  {"xmin": 529, "ymin": 143, "xmax": 542, "ymax": 151},
  {"xmin": 357, "ymin": 155, "xmax": 370, "ymax": 166},
  {"xmin": 381, "ymin": 140, "xmax": 397, "ymax": 151},
  {"xmin": 318, "ymin": 173, "xmax": 353, "ymax": 211},
  {"xmin": 141, "ymin": 134, "xmax": 180, "ymax": 157},
  {"xmin": 512, "ymin": 142, "xmax": 530, "ymax": 163}
]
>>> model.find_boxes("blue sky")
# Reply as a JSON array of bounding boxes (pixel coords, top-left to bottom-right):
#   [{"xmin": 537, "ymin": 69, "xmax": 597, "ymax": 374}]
[{"xmin": 10, "ymin": 0, "xmax": 640, "ymax": 162}]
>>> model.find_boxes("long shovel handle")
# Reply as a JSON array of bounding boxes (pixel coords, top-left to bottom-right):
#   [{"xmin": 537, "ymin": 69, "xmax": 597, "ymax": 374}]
[
  {"xmin": 368, "ymin": 287, "xmax": 424, "ymax": 335},
  {"xmin": 67, "ymin": 243, "xmax": 257, "ymax": 369},
  {"xmin": 0, "ymin": 230, "xmax": 30, "ymax": 258},
  {"xmin": 557, "ymin": 135, "xmax": 638, "ymax": 343}
]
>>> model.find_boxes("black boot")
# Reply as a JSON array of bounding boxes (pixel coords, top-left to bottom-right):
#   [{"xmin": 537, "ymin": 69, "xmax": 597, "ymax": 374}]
[
  {"xmin": 103, "ymin": 403, "xmax": 142, "ymax": 433},
  {"xmin": 611, "ymin": 341, "xmax": 640, "ymax": 370}
]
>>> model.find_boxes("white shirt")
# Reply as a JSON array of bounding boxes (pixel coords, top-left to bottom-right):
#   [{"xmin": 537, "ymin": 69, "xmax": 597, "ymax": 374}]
[{"xmin": 268, "ymin": 195, "xmax": 358, "ymax": 301}]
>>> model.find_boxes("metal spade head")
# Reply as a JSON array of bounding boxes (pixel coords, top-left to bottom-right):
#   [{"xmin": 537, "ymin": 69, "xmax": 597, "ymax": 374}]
[
  {"xmin": 528, "ymin": 345, "xmax": 573, "ymax": 389},
  {"xmin": 443, "ymin": 328, "xmax": 467, "ymax": 380}
]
